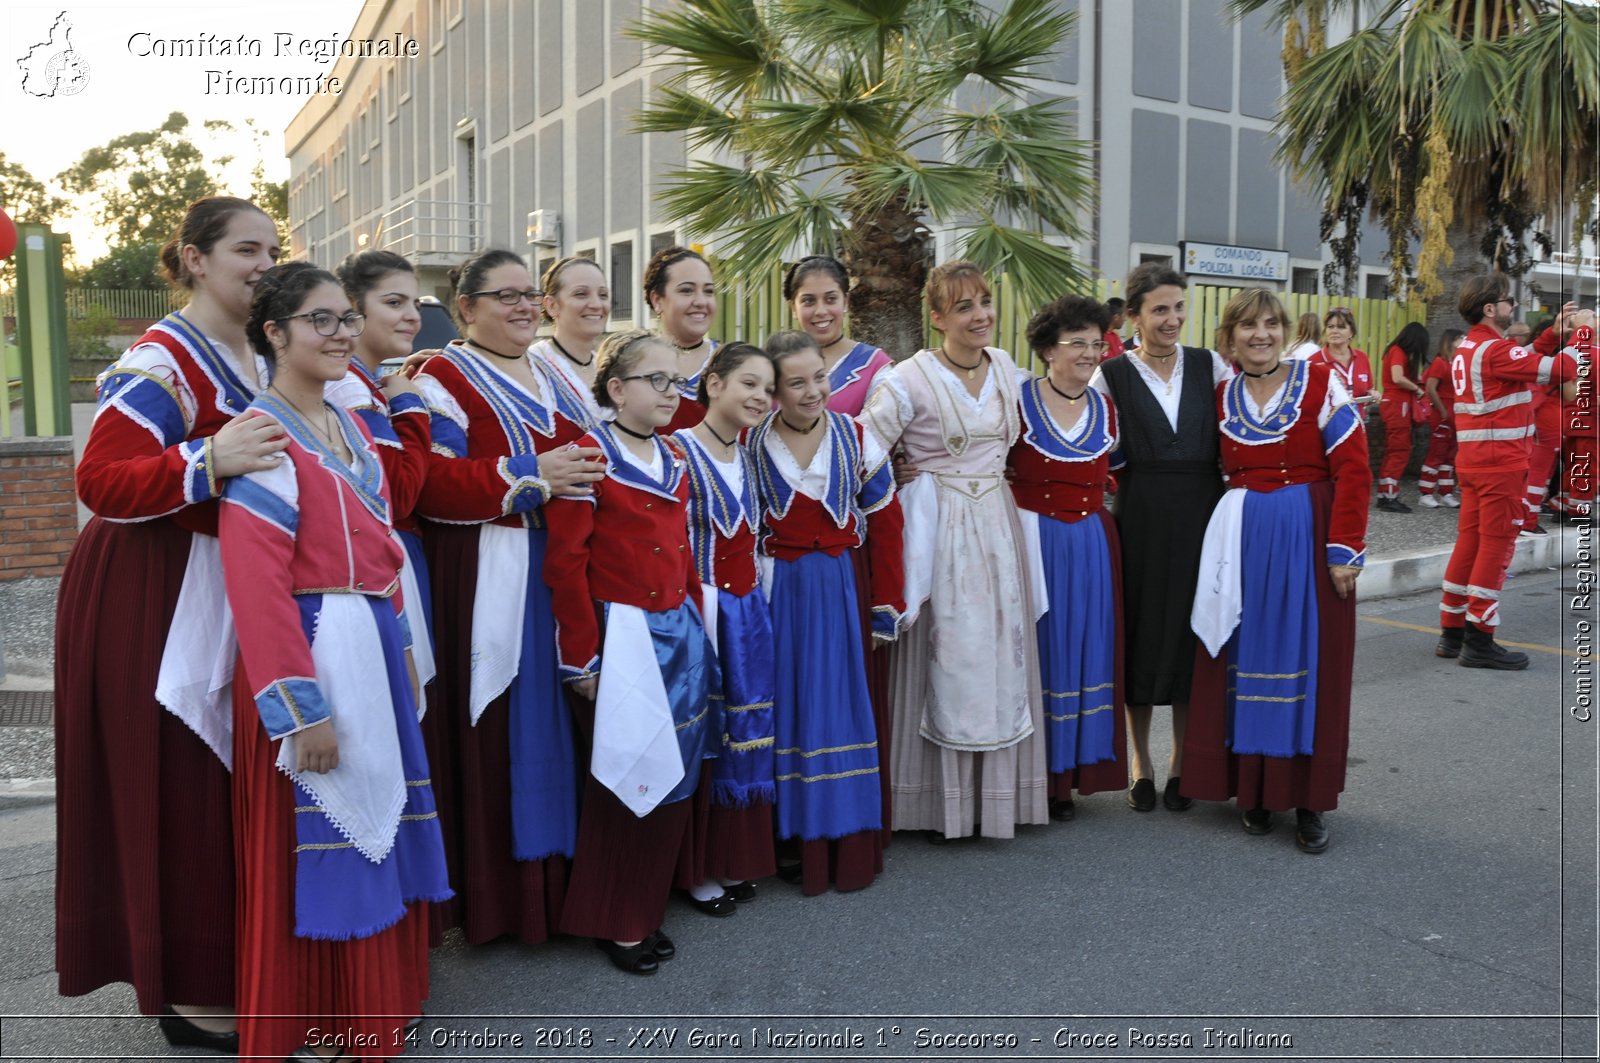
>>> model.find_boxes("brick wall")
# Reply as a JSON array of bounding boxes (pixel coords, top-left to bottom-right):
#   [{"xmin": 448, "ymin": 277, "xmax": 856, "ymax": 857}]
[{"xmin": 0, "ymin": 438, "xmax": 78, "ymax": 580}]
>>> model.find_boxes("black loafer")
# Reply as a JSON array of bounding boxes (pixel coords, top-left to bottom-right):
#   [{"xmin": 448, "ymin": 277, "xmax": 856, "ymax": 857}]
[
  {"xmin": 1127, "ymin": 778, "xmax": 1156, "ymax": 812},
  {"xmin": 724, "ymin": 880, "xmax": 756, "ymax": 903},
  {"xmin": 1162, "ymin": 777, "xmax": 1193, "ymax": 811},
  {"xmin": 685, "ymin": 891, "xmax": 738, "ymax": 917},
  {"xmin": 644, "ymin": 929, "xmax": 675, "ymax": 962},
  {"xmin": 159, "ymin": 1006, "xmax": 239, "ymax": 1054},
  {"xmin": 924, "ymin": 829, "xmax": 950, "ymax": 845},
  {"xmin": 1295, "ymin": 809, "xmax": 1329, "ymax": 854},
  {"xmin": 1049, "ymin": 798, "xmax": 1076, "ymax": 821},
  {"xmin": 775, "ymin": 862, "xmax": 803, "ymax": 884},
  {"xmin": 596, "ymin": 937, "xmax": 660, "ymax": 975},
  {"xmin": 1241, "ymin": 807, "xmax": 1274, "ymax": 835}
]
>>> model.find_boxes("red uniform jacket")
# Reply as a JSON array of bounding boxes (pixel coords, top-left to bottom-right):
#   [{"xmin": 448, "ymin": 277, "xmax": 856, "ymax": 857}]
[
  {"xmin": 1451, "ymin": 323, "xmax": 1580, "ymax": 473},
  {"xmin": 1309, "ymin": 347, "xmax": 1373, "ymax": 404},
  {"xmin": 327, "ymin": 359, "xmax": 431, "ymax": 529}
]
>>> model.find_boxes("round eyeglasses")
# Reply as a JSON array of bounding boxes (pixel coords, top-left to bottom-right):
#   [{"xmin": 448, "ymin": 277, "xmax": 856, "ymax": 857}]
[
  {"xmin": 621, "ymin": 372, "xmax": 691, "ymax": 394},
  {"xmin": 280, "ymin": 310, "xmax": 366, "ymax": 337}
]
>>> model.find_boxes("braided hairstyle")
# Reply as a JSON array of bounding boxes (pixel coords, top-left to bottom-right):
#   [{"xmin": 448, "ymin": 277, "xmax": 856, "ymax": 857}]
[
  {"xmin": 782, "ymin": 255, "xmax": 850, "ymax": 302},
  {"xmin": 540, "ymin": 256, "xmax": 608, "ymax": 323},
  {"xmin": 642, "ymin": 245, "xmax": 710, "ymax": 314},
  {"xmin": 337, "ymin": 249, "xmax": 413, "ymax": 312},
  {"xmin": 593, "ymin": 328, "xmax": 673, "ymax": 410},
  {"xmin": 246, "ymin": 261, "xmax": 343, "ymax": 380},
  {"xmin": 159, "ymin": 196, "xmax": 274, "ymax": 292},
  {"xmin": 762, "ymin": 329, "xmax": 823, "ymax": 376},
  {"xmin": 696, "ymin": 340, "xmax": 773, "ymax": 405}
]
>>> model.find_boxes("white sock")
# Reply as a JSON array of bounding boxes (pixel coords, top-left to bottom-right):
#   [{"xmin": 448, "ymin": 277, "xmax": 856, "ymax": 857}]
[{"xmin": 688, "ymin": 881, "xmax": 725, "ymax": 902}]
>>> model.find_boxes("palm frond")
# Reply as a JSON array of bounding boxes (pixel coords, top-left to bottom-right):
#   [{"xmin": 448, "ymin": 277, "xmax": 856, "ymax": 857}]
[
  {"xmin": 653, "ymin": 163, "xmax": 798, "ymax": 234},
  {"xmin": 1433, "ymin": 37, "xmax": 1510, "ymax": 163},
  {"xmin": 1505, "ymin": 2, "xmax": 1599, "ymax": 210},
  {"xmin": 956, "ymin": 220, "xmax": 1092, "ymax": 309},
  {"xmin": 849, "ymin": 157, "xmax": 995, "ymax": 220},
  {"xmin": 629, "ymin": 0, "xmax": 799, "ymax": 101},
  {"xmin": 940, "ymin": 0, "xmax": 1075, "ymax": 96},
  {"xmin": 632, "ymin": 88, "xmax": 745, "ymax": 153},
  {"xmin": 715, "ymin": 194, "xmax": 850, "ymax": 288},
  {"xmin": 1226, "ymin": 0, "xmax": 1363, "ymax": 27}
]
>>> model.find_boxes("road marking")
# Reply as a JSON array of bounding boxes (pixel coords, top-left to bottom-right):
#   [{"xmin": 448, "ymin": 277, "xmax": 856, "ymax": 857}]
[{"xmin": 1359, "ymin": 615, "xmax": 1574, "ymax": 658}]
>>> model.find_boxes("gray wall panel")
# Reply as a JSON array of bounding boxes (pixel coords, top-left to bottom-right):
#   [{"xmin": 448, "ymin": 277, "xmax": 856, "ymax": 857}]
[
  {"xmin": 539, "ymin": 0, "xmax": 563, "ymax": 115},
  {"xmin": 647, "ymin": 74, "xmax": 686, "ymax": 226},
  {"xmin": 513, "ymin": 3, "xmax": 536, "ymax": 129},
  {"xmin": 431, "ymin": 54, "xmax": 449, "ymax": 175},
  {"xmin": 516, "ymin": 134, "xmax": 536, "ymax": 229},
  {"xmin": 1132, "ymin": 0, "xmax": 1181, "ymax": 101},
  {"xmin": 1184, "ymin": 118, "xmax": 1232, "ymax": 244},
  {"xmin": 490, "ymin": 147, "xmax": 511, "ymax": 247},
  {"xmin": 611, "ymin": 0, "xmax": 642, "ymax": 74},
  {"xmin": 576, "ymin": 100, "xmax": 607, "ymax": 243},
  {"xmin": 489, "ymin": 0, "xmax": 509, "ymax": 141},
  {"xmin": 1238, "ymin": 7, "xmax": 1280, "ymax": 119},
  {"xmin": 1187, "ymin": 0, "xmax": 1233, "ymax": 112},
  {"xmin": 539, "ymin": 123, "xmax": 564, "ymax": 241},
  {"xmin": 576, "ymin": 1, "xmax": 605, "ymax": 95},
  {"xmin": 413, "ymin": 58, "xmax": 430, "ymax": 181},
  {"xmin": 1284, "ymin": 175, "xmax": 1322, "ymax": 259},
  {"xmin": 1128, "ymin": 109, "xmax": 1180, "ymax": 244},
  {"xmin": 1048, "ymin": 0, "xmax": 1079, "ymax": 84},
  {"xmin": 610, "ymin": 82, "xmax": 643, "ymax": 232},
  {"xmin": 1234, "ymin": 129, "xmax": 1280, "ymax": 248}
]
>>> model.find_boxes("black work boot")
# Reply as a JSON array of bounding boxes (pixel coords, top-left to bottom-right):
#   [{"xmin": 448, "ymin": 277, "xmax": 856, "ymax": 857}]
[
  {"xmin": 1434, "ymin": 626, "xmax": 1464, "ymax": 659},
  {"xmin": 1458, "ymin": 621, "xmax": 1529, "ymax": 670}
]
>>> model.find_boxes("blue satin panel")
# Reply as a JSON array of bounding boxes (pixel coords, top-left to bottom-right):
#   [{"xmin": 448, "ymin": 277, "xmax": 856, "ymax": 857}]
[
  {"xmin": 1035, "ymin": 513, "xmax": 1118, "ymax": 773},
  {"xmin": 767, "ymin": 551, "xmax": 882, "ymax": 841},
  {"xmin": 710, "ymin": 587, "xmax": 776, "ymax": 807},
  {"xmin": 1226, "ymin": 484, "xmax": 1319, "ymax": 757},
  {"xmin": 613, "ymin": 599, "xmax": 722, "ymax": 807},
  {"xmin": 508, "ymin": 528, "xmax": 580, "ymax": 860},
  {"xmin": 290, "ymin": 595, "xmax": 452, "ymax": 940}
]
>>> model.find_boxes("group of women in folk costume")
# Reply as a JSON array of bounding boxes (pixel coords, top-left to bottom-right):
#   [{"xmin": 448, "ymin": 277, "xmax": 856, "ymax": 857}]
[{"xmin": 55, "ymin": 192, "xmax": 1369, "ymax": 1058}]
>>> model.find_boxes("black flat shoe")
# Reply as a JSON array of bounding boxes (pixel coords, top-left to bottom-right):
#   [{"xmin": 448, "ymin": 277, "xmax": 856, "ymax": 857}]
[
  {"xmin": 1049, "ymin": 798, "xmax": 1076, "ymax": 821},
  {"xmin": 644, "ymin": 929, "xmax": 676, "ymax": 961},
  {"xmin": 1126, "ymin": 778, "xmax": 1156, "ymax": 812},
  {"xmin": 1162, "ymin": 777, "xmax": 1193, "ymax": 811},
  {"xmin": 1241, "ymin": 807, "xmax": 1274, "ymax": 835},
  {"xmin": 724, "ymin": 880, "xmax": 756, "ymax": 902},
  {"xmin": 1295, "ymin": 809, "xmax": 1329, "ymax": 854},
  {"xmin": 159, "ymin": 1006, "xmax": 239, "ymax": 1054},
  {"xmin": 924, "ymin": 829, "xmax": 950, "ymax": 845},
  {"xmin": 775, "ymin": 862, "xmax": 803, "ymax": 884},
  {"xmin": 684, "ymin": 891, "xmax": 738, "ymax": 917},
  {"xmin": 596, "ymin": 937, "xmax": 660, "ymax": 975}
]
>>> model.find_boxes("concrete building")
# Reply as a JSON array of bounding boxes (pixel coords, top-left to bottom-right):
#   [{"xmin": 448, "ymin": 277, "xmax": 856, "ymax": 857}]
[{"xmin": 285, "ymin": 0, "xmax": 1415, "ymax": 326}]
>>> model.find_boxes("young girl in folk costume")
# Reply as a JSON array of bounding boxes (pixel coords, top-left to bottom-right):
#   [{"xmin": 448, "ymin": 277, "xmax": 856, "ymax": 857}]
[
  {"xmin": 1418, "ymin": 329, "xmax": 1463, "ymax": 509},
  {"xmin": 645, "ymin": 245, "xmax": 721, "ymax": 434},
  {"xmin": 56, "ymin": 197, "xmax": 285, "ymax": 1053},
  {"xmin": 222, "ymin": 263, "xmax": 448, "ymax": 1060},
  {"xmin": 754, "ymin": 330, "xmax": 905, "ymax": 893},
  {"xmin": 333, "ymin": 251, "xmax": 435, "ymax": 693},
  {"xmin": 413, "ymin": 249, "xmax": 603, "ymax": 945},
  {"xmin": 1185, "ymin": 289, "xmax": 1370, "ymax": 855},
  {"xmin": 545, "ymin": 330, "xmax": 721, "ymax": 974},
  {"xmin": 532, "ymin": 256, "xmax": 610, "ymax": 427},
  {"xmin": 785, "ymin": 255, "xmax": 894, "ymax": 417},
  {"xmin": 859, "ymin": 261, "xmax": 1046, "ymax": 842},
  {"xmin": 671, "ymin": 342, "xmax": 779, "ymax": 910},
  {"xmin": 1375, "ymin": 322, "xmax": 1430, "ymax": 513},
  {"xmin": 1008, "ymin": 295, "xmax": 1129, "ymax": 822}
]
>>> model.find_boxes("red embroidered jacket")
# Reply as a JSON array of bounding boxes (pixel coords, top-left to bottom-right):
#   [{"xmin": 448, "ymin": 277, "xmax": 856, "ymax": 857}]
[{"xmin": 1451, "ymin": 323, "xmax": 1580, "ymax": 472}]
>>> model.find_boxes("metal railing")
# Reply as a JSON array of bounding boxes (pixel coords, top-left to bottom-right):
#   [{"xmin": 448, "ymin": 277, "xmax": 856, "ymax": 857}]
[
  {"xmin": 378, "ymin": 199, "xmax": 484, "ymax": 262},
  {"xmin": 0, "ymin": 287, "xmax": 176, "ymax": 322}
]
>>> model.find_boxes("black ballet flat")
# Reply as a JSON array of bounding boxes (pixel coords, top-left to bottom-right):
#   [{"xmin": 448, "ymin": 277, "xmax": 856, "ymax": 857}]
[
  {"xmin": 645, "ymin": 929, "xmax": 676, "ymax": 961},
  {"xmin": 684, "ymin": 891, "xmax": 738, "ymax": 917},
  {"xmin": 725, "ymin": 880, "xmax": 757, "ymax": 902},
  {"xmin": 775, "ymin": 862, "xmax": 803, "ymax": 885},
  {"xmin": 596, "ymin": 937, "xmax": 660, "ymax": 975},
  {"xmin": 1049, "ymin": 798, "xmax": 1076, "ymax": 822},
  {"xmin": 159, "ymin": 1006, "xmax": 239, "ymax": 1054},
  {"xmin": 924, "ymin": 829, "xmax": 950, "ymax": 845}
]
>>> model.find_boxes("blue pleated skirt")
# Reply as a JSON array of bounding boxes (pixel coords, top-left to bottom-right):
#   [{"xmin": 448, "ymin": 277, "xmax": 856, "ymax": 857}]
[
  {"xmin": 1035, "ymin": 514, "xmax": 1119, "ymax": 775},
  {"xmin": 289, "ymin": 595, "xmax": 451, "ymax": 941},
  {"xmin": 1227, "ymin": 484, "xmax": 1319, "ymax": 757},
  {"xmin": 767, "ymin": 551, "xmax": 882, "ymax": 841},
  {"xmin": 710, "ymin": 587, "xmax": 776, "ymax": 808}
]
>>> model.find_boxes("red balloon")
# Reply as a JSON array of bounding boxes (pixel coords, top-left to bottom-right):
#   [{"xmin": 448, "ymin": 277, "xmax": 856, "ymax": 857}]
[{"xmin": 0, "ymin": 207, "xmax": 17, "ymax": 261}]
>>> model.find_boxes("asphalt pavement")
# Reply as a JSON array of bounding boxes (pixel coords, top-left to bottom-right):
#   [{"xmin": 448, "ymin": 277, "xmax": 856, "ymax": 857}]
[{"xmin": 0, "ymin": 570, "xmax": 1594, "ymax": 1063}]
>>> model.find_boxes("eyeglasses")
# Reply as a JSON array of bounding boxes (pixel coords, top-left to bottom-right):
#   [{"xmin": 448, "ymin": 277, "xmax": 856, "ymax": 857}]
[
  {"xmin": 280, "ymin": 310, "xmax": 366, "ymax": 337},
  {"xmin": 467, "ymin": 287, "xmax": 543, "ymax": 306},
  {"xmin": 621, "ymin": 372, "xmax": 691, "ymax": 394},
  {"xmin": 1498, "ymin": 297, "xmax": 1519, "ymax": 310},
  {"xmin": 1054, "ymin": 338, "xmax": 1110, "ymax": 355}
]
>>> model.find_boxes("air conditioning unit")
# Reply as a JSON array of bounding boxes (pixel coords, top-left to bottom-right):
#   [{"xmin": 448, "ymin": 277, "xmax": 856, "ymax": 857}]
[{"xmin": 527, "ymin": 209, "xmax": 560, "ymax": 248}]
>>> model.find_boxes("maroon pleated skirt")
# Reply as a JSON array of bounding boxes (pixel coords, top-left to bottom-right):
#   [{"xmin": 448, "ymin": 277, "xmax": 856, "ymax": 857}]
[
  {"xmin": 563, "ymin": 701, "xmax": 692, "ymax": 942},
  {"xmin": 233, "ymin": 668, "xmax": 429, "ymax": 1062},
  {"xmin": 674, "ymin": 763, "xmax": 777, "ymax": 888},
  {"xmin": 1048, "ymin": 510, "xmax": 1131, "ymax": 800},
  {"xmin": 54, "ymin": 517, "xmax": 235, "ymax": 1013},
  {"xmin": 421, "ymin": 520, "xmax": 567, "ymax": 946},
  {"xmin": 1181, "ymin": 481, "xmax": 1355, "ymax": 812},
  {"xmin": 848, "ymin": 547, "xmax": 893, "ymax": 842}
]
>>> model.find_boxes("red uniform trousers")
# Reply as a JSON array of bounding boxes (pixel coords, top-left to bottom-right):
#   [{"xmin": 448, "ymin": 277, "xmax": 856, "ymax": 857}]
[
  {"xmin": 1377, "ymin": 401, "xmax": 1412, "ymax": 498},
  {"xmin": 1419, "ymin": 417, "xmax": 1456, "ymax": 497},
  {"xmin": 1558, "ymin": 433, "xmax": 1596, "ymax": 514},
  {"xmin": 1523, "ymin": 399, "xmax": 1563, "ymax": 519},
  {"xmin": 1440, "ymin": 467, "xmax": 1526, "ymax": 630}
]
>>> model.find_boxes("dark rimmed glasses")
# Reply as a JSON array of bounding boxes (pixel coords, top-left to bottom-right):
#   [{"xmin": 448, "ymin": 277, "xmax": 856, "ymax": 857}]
[
  {"xmin": 467, "ymin": 287, "xmax": 543, "ymax": 305},
  {"xmin": 281, "ymin": 310, "xmax": 366, "ymax": 337},
  {"xmin": 621, "ymin": 372, "xmax": 692, "ymax": 394}
]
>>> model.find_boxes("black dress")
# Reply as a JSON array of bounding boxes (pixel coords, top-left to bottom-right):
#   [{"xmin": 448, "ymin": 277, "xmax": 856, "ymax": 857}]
[{"xmin": 1100, "ymin": 348, "xmax": 1224, "ymax": 706}]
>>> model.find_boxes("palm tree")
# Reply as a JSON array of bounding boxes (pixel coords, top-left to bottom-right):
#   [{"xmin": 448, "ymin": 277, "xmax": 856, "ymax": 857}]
[
  {"xmin": 629, "ymin": 0, "xmax": 1096, "ymax": 357},
  {"xmin": 1233, "ymin": 0, "xmax": 1598, "ymax": 337}
]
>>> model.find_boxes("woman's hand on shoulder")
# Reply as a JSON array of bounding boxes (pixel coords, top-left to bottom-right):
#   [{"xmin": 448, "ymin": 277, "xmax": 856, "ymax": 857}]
[
  {"xmin": 542, "ymin": 442, "xmax": 607, "ymax": 497},
  {"xmin": 212, "ymin": 411, "xmax": 289, "ymax": 478}
]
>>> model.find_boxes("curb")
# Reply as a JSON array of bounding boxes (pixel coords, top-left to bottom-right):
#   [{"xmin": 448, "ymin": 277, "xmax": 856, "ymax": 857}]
[
  {"xmin": 1362, "ymin": 521, "xmax": 1585, "ymax": 600},
  {"xmin": 0, "ymin": 777, "xmax": 56, "ymax": 806}
]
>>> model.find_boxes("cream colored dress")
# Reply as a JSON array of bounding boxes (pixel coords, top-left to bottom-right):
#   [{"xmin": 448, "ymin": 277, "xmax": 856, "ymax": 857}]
[{"xmin": 858, "ymin": 349, "xmax": 1047, "ymax": 838}]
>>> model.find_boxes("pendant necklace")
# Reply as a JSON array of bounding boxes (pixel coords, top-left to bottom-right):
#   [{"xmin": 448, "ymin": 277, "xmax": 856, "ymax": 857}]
[
  {"xmin": 1046, "ymin": 378, "xmax": 1088, "ymax": 405},
  {"xmin": 1142, "ymin": 347, "xmax": 1178, "ymax": 396},
  {"xmin": 942, "ymin": 346, "xmax": 983, "ymax": 381}
]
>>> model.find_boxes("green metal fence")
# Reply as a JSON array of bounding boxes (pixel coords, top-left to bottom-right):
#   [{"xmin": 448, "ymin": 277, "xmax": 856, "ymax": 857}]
[{"xmin": 0, "ymin": 287, "xmax": 176, "ymax": 322}]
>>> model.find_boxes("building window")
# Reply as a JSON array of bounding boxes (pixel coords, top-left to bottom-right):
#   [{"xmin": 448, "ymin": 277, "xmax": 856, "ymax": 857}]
[
  {"xmin": 369, "ymin": 92, "xmax": 381, "ymax": 147},
  {"xmin": 649, "ymin": 231, "xmax": 677, "ymax": 258},
  {"xmin": 429, "ymin": 0, "xmax": 446, "ymax": 52},
  {"xmin": 1291, "ymin": 267, "xmax": 1319, "ymax": 294},
  {"xmin": 611, "ymin": 238, "xmax": 636, "ymax": 320},
  {"xmin": 537, "ymin": 255, "xmax": 557, "ymax": 284},
  {"xmin": 1364, "ymin": 273, "xmax": 1390, "ymax": 300},
  {"xmin": 576, "ymin": 247, "xmax": 597, "ymax": 261},
  {"xmin": 1139, "ymin": 252, "xmax": 1173, "ymax": 267},
  {"xmin": 399, "ymin": 18, "xmax": 414, "ymax": 100},
  {"xmin": 448, "ymin": 0, "xmax": 465, "ymax": 26}
]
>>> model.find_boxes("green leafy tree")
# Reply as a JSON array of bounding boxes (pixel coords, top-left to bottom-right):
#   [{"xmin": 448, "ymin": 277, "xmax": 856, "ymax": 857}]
[
  {"xmin": 0, "ymin": 153, "xmax": 70, "ymax": 288},
  {"xmin": 1235, "ymin": 0, "xmax": 1597, "ymax": 335},
  {"xmin": 631, "ymin": 0, "xmax": 1096, "ymax": 357},
  {"xmin": 78, "ymin": 241, "xmax": 165, "ymax": 291}
]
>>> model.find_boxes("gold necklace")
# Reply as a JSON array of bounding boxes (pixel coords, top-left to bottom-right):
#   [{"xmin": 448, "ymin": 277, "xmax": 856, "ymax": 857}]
[
  {"xmin": 941, "ymin": 346, "xmax": 983, "ymax": 381},
  {"xmin": 271, "ymin": 387, "xmax": 348, "ymax": 460}
]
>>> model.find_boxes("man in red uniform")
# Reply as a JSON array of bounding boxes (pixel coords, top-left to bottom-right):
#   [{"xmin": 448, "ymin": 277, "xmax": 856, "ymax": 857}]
[{"xmin": 1437, "ymin": 275, "xmax": 1580, "ymax": 669}]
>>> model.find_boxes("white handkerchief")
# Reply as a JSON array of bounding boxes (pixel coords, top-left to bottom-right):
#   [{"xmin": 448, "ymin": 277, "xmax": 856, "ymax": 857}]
[
  {"xmin": 467, "ymin": 523, "xmax": 528, "ymax": 724},
  {"xmin": 591, "ymin": 603, "xmax": 684, "ymax": 817},
  {"xmin": 1191, "ymin": 488, "xmax": 1247, "ymax": 658},
  {"xmin": 156, "ymin": 534, "xmax": 237, "ymax": 769}
]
